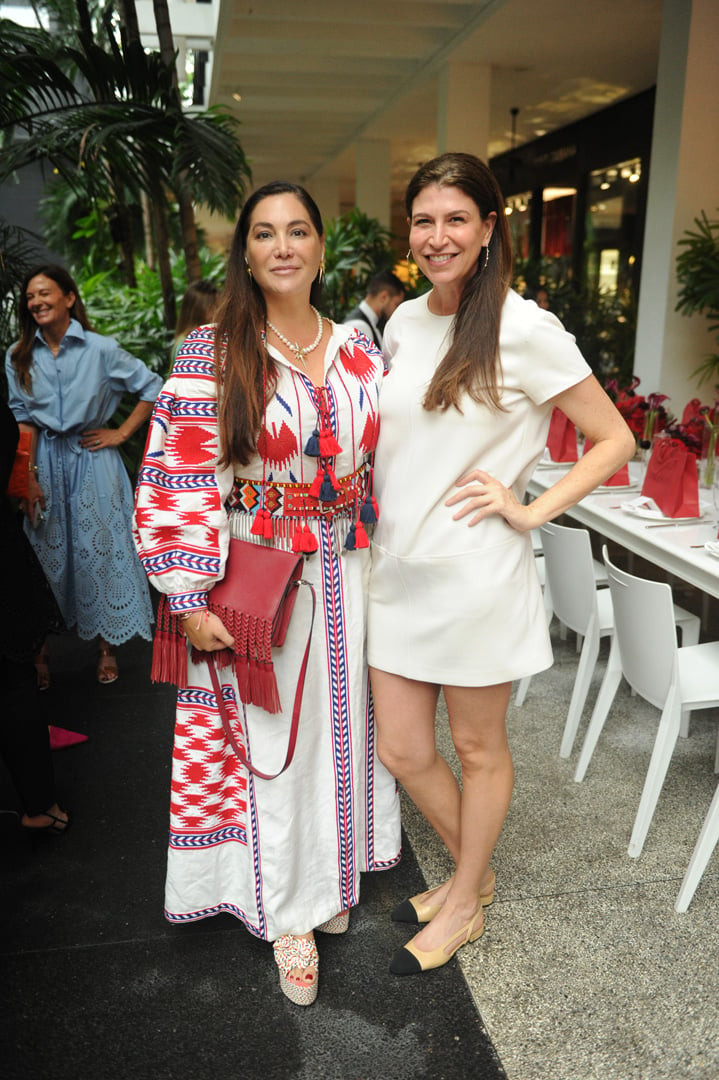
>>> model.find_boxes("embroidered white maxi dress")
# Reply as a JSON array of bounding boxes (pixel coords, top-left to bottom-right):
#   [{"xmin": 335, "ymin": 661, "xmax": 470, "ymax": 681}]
[
  {"xmin": 133, "ymin": 323, "xmax": 401, "ymax": 940},
  {"xmin": 367, "ymin": 290, "xmax": 592, "ymax": 686}
]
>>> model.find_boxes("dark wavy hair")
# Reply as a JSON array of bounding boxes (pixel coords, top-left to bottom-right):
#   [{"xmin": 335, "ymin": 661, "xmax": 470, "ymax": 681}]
[
  {"xmin": 10, "ymin": 264, "xmax": 92, "ymax": 392},
  {"xmin": 405, "ymin": 152, "xmax": 512, "ymax": 412},
  {"xmin": 213, "ymin": 181, "xmax": 325, "ymax": 467}
]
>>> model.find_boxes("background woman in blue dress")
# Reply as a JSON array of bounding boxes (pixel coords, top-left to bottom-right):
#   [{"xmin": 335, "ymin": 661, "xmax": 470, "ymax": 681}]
[{"xmin": 5, "ymin": 265, "xmax": 162, "ymax": 686}]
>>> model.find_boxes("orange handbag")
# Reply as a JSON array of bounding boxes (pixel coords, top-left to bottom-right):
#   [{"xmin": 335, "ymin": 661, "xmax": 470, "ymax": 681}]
[{"xmin": 7, "ymin": 429, "xmax": 32, "ymax": 499}]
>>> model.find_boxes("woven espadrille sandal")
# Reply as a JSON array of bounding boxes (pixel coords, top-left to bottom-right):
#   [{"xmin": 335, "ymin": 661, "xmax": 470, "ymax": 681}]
[
  {"xmin": 316, "ymin": 910, "xmax": 349, "ymax": 934},
  {"xmin": 273, "ymin": 934, "xmax": 319, "ymax": 1006}
]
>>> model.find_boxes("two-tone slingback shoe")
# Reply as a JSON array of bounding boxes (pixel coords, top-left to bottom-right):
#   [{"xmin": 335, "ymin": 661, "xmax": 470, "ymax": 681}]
[
  {"xmin": 389, "ymin": 909, "xmax": 485, "ymax": 976},
  {"xmin": 391, "ymin": 868, "xmax": 495, "ymax": 924}
]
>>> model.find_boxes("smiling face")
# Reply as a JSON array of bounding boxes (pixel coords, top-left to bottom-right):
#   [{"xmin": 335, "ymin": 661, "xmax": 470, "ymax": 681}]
[
  {"xmin": 25, "ymin": 273, "xmax": 75, "ymax": 339},
  {"xmin": 409, "ymin": 183, "xmax": 496, "ymax": 301},
  {"xmin": 244, "ymin": 193, "xmax": 324, "ymax": 303}
]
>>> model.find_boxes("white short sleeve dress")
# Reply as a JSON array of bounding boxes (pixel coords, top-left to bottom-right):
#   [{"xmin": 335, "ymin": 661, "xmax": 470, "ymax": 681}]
[{"xmin": 367, "ymin": 289, "xmax": 592, "ymax": 687}]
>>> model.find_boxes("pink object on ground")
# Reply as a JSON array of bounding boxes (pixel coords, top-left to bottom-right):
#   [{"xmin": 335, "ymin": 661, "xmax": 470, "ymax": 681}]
[{"xmin": 49, "ymin": 727, "xmax": 88, "ymax": 751}]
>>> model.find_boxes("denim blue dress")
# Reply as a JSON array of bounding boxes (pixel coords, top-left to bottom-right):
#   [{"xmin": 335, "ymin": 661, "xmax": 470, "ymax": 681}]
[{"xmin": 6, "ymin": 320, "xmax": 162, "ymax": 643}]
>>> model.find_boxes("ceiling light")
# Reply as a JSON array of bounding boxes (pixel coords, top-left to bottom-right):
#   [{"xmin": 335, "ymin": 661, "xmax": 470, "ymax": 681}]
[
  {"xmin": 600, "ymin": 181, "xmax": 610, "ymax": 190},
  {"xmin": 232, "ymin": 92, "xmax": 242, "ymax": 102}
]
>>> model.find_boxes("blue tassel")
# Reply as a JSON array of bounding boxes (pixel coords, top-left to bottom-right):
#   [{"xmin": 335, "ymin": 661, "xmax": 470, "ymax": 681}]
[
  {"xmin": 344, "ymin": 523, "xmax": 357, "ymax": 550},
  {"xmin": 304, "ymin": 428, "xmax": 321, "ymax": 456},
  {"xmin": 359, "ymin": 494, "xmax": 378, "ymax": 524},
  {"xmin": 319, "ymin": 471, "xmax": 338, "ymax": 502}
]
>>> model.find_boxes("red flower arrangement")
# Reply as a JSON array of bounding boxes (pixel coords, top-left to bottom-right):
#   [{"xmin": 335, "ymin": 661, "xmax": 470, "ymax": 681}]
[
  {"xmin": 663, "ymin": 398, "xmax": 705, "ymax": 458},
  {"xmin": 604, "ymin": 377, "xmax": 670, "ymax": 447}
]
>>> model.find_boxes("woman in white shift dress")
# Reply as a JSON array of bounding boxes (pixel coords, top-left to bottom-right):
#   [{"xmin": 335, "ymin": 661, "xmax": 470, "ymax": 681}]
[
  {"xmin": 134, "ymin": 182, "xmax": 400, "ymax": 1007},
  {"xmin": 367, "ymin": 153, "xmax": 634, "ymax": 976}
]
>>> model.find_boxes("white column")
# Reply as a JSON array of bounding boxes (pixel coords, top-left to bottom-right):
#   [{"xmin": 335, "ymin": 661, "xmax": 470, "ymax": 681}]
[
  {"xmin": 307, "ymin": 175, "xmax": 340, "ymax": 223},
  {"xmin": 634, "ymin": 0, "xmax": 719, "ymax": 405},
  {"xmin": 355, "ymin": 139, "xmax": 391, "ymax": 226},
  {"xmin": 437, "ymin": 62, "xmax": 491, "ymax": 158}
]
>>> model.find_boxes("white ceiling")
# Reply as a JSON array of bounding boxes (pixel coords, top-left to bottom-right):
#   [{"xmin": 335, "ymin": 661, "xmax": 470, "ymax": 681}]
[{"xmin": 209, "ymin": 0, "xmax": 663, "ymax": 214}]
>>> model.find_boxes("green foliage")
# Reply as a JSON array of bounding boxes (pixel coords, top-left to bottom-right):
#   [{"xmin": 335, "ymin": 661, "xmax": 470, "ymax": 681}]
[
  {"xmin": 675, "ymin": 209, "xmax": 719, "ymax": 385},
  {"xmin": 0, "ymin": 14, "xmax": 251, "ymax": 265},
  {"xmin": 0, "ymin": 219, "xmax": 47, "ymax": 392},
  {"xmin": 73, "ymin": 246, "xmax": 227, "ymax": 477},
  {"xmin": 322, "ymin": 209, "xmax": 398, "ymax": 320},
  {"xmin": 514, "ymin": 256, "xmax": 637, "ymax": 385}
]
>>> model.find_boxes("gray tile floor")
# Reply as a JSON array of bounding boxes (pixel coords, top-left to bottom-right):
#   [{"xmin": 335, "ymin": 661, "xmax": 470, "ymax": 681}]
[{"xmin": 402, "ymin": 626, "xmax": 719, "ymax": 1080}]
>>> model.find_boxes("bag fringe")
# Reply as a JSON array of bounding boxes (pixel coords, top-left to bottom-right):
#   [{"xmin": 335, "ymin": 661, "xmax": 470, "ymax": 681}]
[{"xmin": 151, "ymin": 597, "xmax": 189, "ymax": 688}]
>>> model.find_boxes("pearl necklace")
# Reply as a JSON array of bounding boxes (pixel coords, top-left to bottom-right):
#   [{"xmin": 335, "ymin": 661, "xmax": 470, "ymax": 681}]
[{"xmin": 266, "ymin": 306, "xmax": 323, "ymax": 367}]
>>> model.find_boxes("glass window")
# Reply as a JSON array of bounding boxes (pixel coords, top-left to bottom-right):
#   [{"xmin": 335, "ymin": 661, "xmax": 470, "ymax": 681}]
[
  {"xmin": 505, "ymin": 193, "xmax": 531, "ymax": 259},
  {"xmin": 586, "ymin": 159, "xmax": 642, "ymax": 294}
]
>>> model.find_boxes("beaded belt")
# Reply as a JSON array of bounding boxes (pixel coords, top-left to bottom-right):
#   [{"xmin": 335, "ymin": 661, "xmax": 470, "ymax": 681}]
[{"xmin": 231, "ymin": 466, "xmax": 366, "ymax": 519}]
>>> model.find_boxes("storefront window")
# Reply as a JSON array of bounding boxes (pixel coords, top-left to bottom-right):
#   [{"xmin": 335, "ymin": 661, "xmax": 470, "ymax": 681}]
[
  {"xmin": 536, "ymin": 187, "xmax": 576, "ymax": 281},
  {"xmin": 586, "ymin": 159, "xmax": 642, "ymax": 294},
  {"xmin": 505, "ymin": 193, "xmax": 531, "ymax": 259}
]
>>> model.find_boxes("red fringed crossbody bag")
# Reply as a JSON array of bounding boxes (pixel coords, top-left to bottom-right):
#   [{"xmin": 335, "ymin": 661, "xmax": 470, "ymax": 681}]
[{"xmin": 152, "ymin": 541, "xmax": 316, "ymax": 780}]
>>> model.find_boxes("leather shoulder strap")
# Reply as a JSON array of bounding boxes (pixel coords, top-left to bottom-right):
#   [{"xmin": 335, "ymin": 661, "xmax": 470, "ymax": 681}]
[{"xmin": 208, "ymin": 578, "xmax": 316, "ymax": 780}]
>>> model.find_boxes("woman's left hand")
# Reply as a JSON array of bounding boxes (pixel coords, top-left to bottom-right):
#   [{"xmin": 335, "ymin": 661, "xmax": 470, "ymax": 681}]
[
  {"xmin": 81, "ymin": 427, "xmax": 125, "ymax": 451},
  {"xmin": 445, "ymin": 469, "xmax": 533, "ymax": 532}
]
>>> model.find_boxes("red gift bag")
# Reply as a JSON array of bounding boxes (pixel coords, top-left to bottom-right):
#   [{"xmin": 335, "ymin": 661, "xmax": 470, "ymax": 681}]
[
  {"xmin": 546, "ymin": 408, "xmax": 577, "ymax": 462},
  {"xmin": 641, "ymin": 437, "xmax": 699, "ymax": 517},
  {"xmin": 582, "ymin": 438, "xmax": 630, "ymax": 485}
]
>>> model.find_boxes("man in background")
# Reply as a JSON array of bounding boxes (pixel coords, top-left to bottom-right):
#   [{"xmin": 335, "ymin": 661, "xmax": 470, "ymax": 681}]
[{"xmin": 343, "ymin": 270, "xmax": 405, "ymax": 351}]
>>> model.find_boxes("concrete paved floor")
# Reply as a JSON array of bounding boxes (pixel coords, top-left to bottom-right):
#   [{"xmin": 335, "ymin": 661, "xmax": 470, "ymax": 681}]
[{"xmin": 402, "ymin": 622, "xmax": 719, "ymax": 1080}]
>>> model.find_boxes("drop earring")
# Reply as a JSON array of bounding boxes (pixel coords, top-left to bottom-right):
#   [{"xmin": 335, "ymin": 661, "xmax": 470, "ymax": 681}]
[
  {"xmin": 245, "ymin": 258, "xmax": 253, "ymax": 279},
  {"xmin": 318, "ymin": 257, "xmax": 325, "ymax": 284},
  {"xmin": 406, "ymin": 248, "xmax": 414, "ymax": 263},
  {"xmin": 482, "ymin": 245, "xmax": 490, "ymax": 271}
]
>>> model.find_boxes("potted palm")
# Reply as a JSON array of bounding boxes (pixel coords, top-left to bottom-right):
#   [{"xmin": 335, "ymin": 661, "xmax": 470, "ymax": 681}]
[{"xmin": 675, "ymin": 209, "xmax": 719, "ymax": 385}]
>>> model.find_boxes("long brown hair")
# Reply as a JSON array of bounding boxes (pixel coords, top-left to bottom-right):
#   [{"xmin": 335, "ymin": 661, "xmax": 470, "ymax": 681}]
[
  {"xmin": 10, "ymin": 264, "xmax": 92, "ymax": 392},
  {"xmin": 175, "ymin": 279, "xmax": 219, "ymax": 340},
  {"xmin": 405, "ymin": 153, "xmax": 512, "ymax": 412},
  {"xmin": 214, "ymin": 181, "xmax": 325, "ymax": 467}
]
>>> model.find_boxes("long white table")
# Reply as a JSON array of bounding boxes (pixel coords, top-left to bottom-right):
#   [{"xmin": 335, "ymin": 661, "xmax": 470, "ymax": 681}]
[{"xmin": 527, "ymin": 462, "xmax": 719, "ymax": 601}]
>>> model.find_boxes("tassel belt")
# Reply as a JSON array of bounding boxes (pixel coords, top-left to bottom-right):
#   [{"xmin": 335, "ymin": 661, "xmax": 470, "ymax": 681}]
[{"xmin": 230, "ymin": 466, "xmax": 366, "ymax": 519}]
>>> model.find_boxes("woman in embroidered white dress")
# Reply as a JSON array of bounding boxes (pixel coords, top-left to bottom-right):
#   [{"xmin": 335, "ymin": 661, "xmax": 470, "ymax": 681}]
[
  {"xmin": 133, "ymin": 182, "xmax": 400, "ymax": 1006},
  {"xmin": 367, "ymin": 153, "xmax": 635, "ymax": 976}
]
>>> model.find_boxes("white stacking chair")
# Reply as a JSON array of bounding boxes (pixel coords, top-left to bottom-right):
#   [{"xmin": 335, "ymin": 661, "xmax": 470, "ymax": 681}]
[
  {"xmin": 515, "ymin": 531, "xmax": 553, "ymax": 706},
  {"xmin": 515, "ymin": 528, "xmax": 607, "ymax": 707},
  {"xmin": 538, "ymin": 523, "xmax": 699, "ymax": 761},
  {"xmin": 574, "ymin": 547, "xmax": 719, "ymax": 860},
  {"xmin": 675, "ymin": 780, "xmax": 719, "ymax": 911}
]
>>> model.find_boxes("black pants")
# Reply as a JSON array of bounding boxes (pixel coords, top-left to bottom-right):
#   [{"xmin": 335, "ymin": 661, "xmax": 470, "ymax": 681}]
[{"xmin": 0, "ymin": 656, "xmax": 56, "ymax": 816}]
